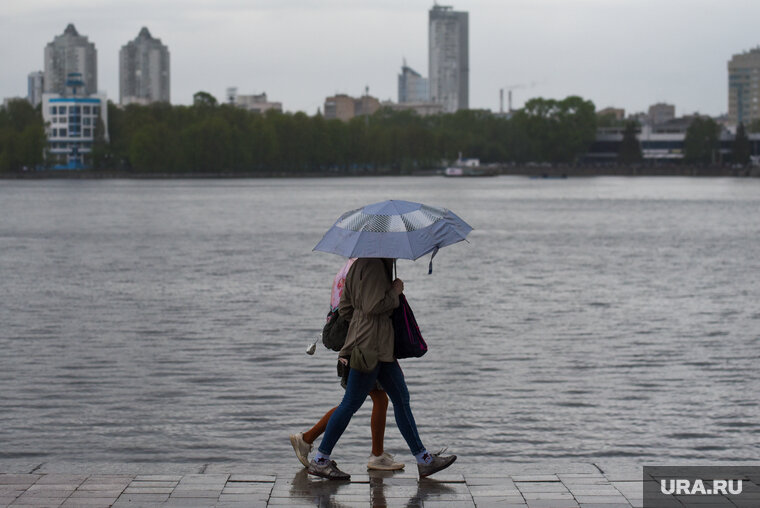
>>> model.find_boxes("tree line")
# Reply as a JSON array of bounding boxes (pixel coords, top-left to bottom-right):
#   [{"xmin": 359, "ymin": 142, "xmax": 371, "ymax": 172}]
[
  {"xmin": 1, "ymin": 94, "xmax": 597, "ymax": 174},
  {"xmin": 1, "ymin": 93, "xmax": 757, "ymax": 174}
]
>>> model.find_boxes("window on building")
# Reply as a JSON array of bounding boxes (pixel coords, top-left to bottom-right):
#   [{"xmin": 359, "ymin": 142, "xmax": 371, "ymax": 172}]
[
  {"xmin": 72, "ymin": 106, "xmax": 81, "ymax": 114},
  {"xmin": 83, "ymin": 106, "xmax": 91, "ymax": 114},
  {"xmin": 93, "ymin": 106, "xmax": 99, "ymax": 115},
  {"xmin": 59, "ymin": 129, "xmax": 67, "ymax": 137},
  {"xmin": 59, "ymin": 106, "xmax": 66, "ymax": 114},
  {"xmin": 82, "ymin": 117, "xmax": 91, "ymax": 126},
  {"xmin": 83, "ymin": 128, "xmax": 92, "ymax": 137},
  {"xmin": 50, "ymin": 106, "xmax": 57, "ymax": 115},
  {"xmin": 51, "ymin": 128, "xmax": 57, "ymax": 137}
]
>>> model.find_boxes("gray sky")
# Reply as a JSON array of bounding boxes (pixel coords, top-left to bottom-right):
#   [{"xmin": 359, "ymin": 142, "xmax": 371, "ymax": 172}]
[{"xmin": 2, "ymin": 0, "xmax": 759, "ymax": 116}]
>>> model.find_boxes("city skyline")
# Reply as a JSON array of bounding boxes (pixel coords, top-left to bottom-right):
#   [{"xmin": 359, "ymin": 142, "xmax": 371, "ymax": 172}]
[{"xmin": 2, "ymin": 0, "xmax": 760, "ymax": 116}]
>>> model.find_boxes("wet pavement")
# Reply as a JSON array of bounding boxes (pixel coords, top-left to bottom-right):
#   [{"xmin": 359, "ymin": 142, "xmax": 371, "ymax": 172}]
[{"xmin": 0, "ymin": 462, "xmax": 646, "ymax": 507}]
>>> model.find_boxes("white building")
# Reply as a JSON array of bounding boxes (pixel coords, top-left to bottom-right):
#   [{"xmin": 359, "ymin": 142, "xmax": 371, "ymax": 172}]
[
  {"xmin": 27, "ymin": 71, "xmax": 44, "ymax": 108},
  {"xmin": 429, "ymin": 4, "xmax": 469, "ymax": 113},
  {"xmin": 233, "ymin": 92, "xmax": 282, "ymax": 114},
  {"xmin": 42, "ymin": 73, "xmax": 108, "ymax": 170},
  {"xmin": 119, "ymin": 27, "xmax": 170, "ymax": 105},
  {"xmin": 44, "ymin": 24, "xmax": 97, "ymax": 96}
]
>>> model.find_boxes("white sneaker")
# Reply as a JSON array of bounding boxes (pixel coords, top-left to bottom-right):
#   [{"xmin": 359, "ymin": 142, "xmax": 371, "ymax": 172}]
[
  {"xmin": 289, "ymin": 432, "xmax": 312, "ymax": 468},
  {"xmin": 367, "ymin": 451, "xmax": 405, "ymax": 471}
]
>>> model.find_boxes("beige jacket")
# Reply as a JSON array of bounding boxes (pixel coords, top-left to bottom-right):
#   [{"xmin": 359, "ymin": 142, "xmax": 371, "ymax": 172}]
[{"xmin": 338, "ymin": 258, "xmax": 399, "ymax": 363}]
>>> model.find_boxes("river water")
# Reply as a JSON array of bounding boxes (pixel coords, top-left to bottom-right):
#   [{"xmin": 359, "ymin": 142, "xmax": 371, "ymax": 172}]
[{"xmin": 1, "ymin": 176, "xmax": 758, "ymax": 466}]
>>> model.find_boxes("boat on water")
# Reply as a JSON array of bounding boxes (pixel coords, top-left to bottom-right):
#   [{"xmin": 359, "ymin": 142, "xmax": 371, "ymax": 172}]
[
  {"xmin": 443, "ymin": 166, "xmax": 498, "ymax": 177},
  {"xmin": 442, "ymin": 155, "xmax": 498, "ymax": 177}
]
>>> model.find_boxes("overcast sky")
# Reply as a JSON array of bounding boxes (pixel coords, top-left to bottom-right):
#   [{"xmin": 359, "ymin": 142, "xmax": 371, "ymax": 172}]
[{"xmin": 2, "ymin": 0, "xmax": 759, "ymax": 116}]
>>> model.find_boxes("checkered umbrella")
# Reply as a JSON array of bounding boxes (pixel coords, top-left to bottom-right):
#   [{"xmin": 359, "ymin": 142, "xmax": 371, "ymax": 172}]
[{"xmin": 313, "ymin": 200, "xmax": 472, "ymax": 272}]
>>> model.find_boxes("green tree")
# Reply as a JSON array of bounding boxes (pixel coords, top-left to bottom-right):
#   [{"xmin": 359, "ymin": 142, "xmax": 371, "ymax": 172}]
[
  {"xmin": 618, "ymin": 121, "xmax": 642, "ymax": 164},
  {"xmin": 193, "ymin": 91, "xmax": 218, "ymax": 108},
  {"xmin": 732, "ymin": 122, "xmax": 751, "ymax": 166},
  {"xmin": 129, "ymin": 122, "xmax": 179, "ymax": 173},
  {"xmin": 0, "ymin": 99, "xmax": 46, "ymax": 172},
  {"xmin": 514, "ymin": 96, "xmax": 597, "ymax": 163},
  {"xmin": 683, "ymin": 116, "xmax": 719, "ymax": 165},
  {"xmin": 89, "ymin": 116, "xmax": 110, "ymax": 170}
]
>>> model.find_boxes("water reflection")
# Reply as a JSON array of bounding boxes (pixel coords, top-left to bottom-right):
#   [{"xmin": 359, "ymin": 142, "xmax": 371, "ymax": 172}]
[
  {"xmin": 288, "ymin": 469, "xmax": 352, "ymax": 507},
  {"xmin": 371, "ymin": 474, "xmax": 459, "ymax": 507},
  {"xmin": 288, "ymin": 468, "xmax": 462, "ymax": 508}
]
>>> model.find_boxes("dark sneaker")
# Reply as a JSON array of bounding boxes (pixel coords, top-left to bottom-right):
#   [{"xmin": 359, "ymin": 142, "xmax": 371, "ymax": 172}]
[
  {"xmin": 307, "ymin": 459, "xmax": 351, "ymax": 480},
  {"xmin": 417, "ymin": 451, "xmax": 457, "ymax": 479}
]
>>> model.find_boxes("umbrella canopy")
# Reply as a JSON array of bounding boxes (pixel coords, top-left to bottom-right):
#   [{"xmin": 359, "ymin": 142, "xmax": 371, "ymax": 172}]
[{"xmin": 313, "ymin": 200, "xmax": 472, "ymax": 267}]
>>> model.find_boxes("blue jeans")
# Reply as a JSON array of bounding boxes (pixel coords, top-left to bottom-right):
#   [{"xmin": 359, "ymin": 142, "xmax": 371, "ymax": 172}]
[{"xmin": 318, "ymin": 360, "xmax": 425, "ymax": 456}]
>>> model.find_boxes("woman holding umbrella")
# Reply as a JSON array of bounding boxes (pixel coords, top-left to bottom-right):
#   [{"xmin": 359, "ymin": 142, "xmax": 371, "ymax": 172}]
[
  {"xmin": 307, "ymin": 257, "xmax": 456, "ymax": 480},
  {"xmin": 308, "ymin": 200, "xmax": 472, "ymax": 480}
]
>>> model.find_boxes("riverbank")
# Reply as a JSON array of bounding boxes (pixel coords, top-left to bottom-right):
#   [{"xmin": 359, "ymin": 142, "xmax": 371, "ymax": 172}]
[
  {"xmin": 2, "ymin": 164, "xmax": 758, "ymax": 179},
  {"xmin": 0, "ymin": 462, "xmax": 645, "ymax": 507}
]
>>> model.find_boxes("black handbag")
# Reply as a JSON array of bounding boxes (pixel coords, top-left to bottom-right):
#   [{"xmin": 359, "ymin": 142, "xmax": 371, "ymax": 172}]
[
  {"xmin": 322, "ymin": 308, "xmax": 349, "ymax": 351},
  {"xmin": 392, "ymin": 294, "xmax": 428, "ymax": 359}
]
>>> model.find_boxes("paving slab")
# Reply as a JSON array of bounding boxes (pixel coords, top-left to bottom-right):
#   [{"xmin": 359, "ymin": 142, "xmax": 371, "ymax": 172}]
[
  {"xmin": 513, "ymin": 474, "xmax": 561, "ymax": 482},
  {"xmin": 575, "ymin": 495, "xmax": 633, "ymax": 504},
  {"xmin": 0, "ymin": 475, "xmax": 41, "ymax": 485},
  {"xmin": 60, "ymin": 498, "xmax": 121, "ymax": 507},
  {"xmin": 0, "ymin": 463, "xmax": 649, "ymax": 507},
  {"xmin": 133, "ymin": 475, "xmax": 183, "ymax": 482}
]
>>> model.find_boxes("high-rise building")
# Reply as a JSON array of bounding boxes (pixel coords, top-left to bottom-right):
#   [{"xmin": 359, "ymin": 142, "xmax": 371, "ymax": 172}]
[
  {"xmin": 44, "ymin": 24, "xmax": 97, "ymax": 96},
  {"xmin": 428, "ymin": 4, "xmax": 468, "ymax": 113},
  {"xmin": 119, "ymin": 27, "xmax": 170, "ymax": 105},
  {"xmin": 398, "ymin": 61, "xmax": 429, "ymax": 103},
  {"xmin": 27, "ymin": 71, "xmax": 44, "ymax": 107},
  {"xmin": 728, "ymin": 47, "xmax": 760, "ymax": 126}
]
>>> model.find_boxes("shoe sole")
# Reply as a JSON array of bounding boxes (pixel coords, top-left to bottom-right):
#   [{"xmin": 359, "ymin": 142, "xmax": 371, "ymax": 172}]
[
  {"xmin": 289, "ymin": 434, "xmax": 310, "ymax": 468},
  {"xmin": 367, "ymin": 463, "xmax": 405, "ymax": 471},
  {"xmin": 419, "ymin": 456, "xmax": 457, "ymax": 478}
]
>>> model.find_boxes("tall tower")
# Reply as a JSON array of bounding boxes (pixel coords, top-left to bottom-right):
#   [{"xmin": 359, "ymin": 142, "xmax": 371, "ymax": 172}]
[
  {"xmin": 728, "ymin": 47, "xmax": 760, "ymax": 126},
  {"xmin": 428, "ymin": 4, "xmax": 468, "ymax": 113},
  {"xmin": 119, "ymin": 27, "xmax": 171, "ymax": 105},
  {"xmin": 44, "ymin": 24, "xmax": 97, "ymax": 96}
]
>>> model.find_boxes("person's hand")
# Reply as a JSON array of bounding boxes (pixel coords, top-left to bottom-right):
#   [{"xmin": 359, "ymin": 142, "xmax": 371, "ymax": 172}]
[
  {"xmin": 392, "ymin": 278, "xmax": 404, "ymax": 295},
  {"xmin": 339, "ymin": 357, "xmax": 348, "ymax": 366}
]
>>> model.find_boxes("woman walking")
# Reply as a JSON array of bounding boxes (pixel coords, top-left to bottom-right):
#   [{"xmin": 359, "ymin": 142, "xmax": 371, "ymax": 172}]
[
  {"xmin": 307, "ymin": 257, "xmax": 456, "ymax": 480},
  {"xmin": 290, "ymin": 258, "xmax": 404, "ymax": 471}
]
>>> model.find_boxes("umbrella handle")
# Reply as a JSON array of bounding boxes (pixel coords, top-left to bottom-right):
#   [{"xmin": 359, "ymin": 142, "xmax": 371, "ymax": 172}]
[{"xmin": 428, "ymin": 246, "xmax": 439, "ymax": 275}]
